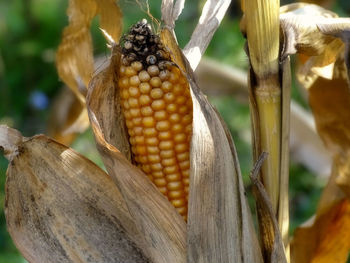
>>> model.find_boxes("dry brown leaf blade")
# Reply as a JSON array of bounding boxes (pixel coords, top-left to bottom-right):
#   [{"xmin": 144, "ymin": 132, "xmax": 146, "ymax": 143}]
[
  {"xmin": 86, "ymin": 47, "xmax": 187, "ymax": 263},
  {"xmin": 55, "ymin": 0, "xmax": 122, "ymax": 143},
  {"xmin": 279, "ymin": 4, "xmax": 338, "ymax": 59},
  {"xmin": 56, "ymin": 0, "xmax": 98, "ymax": 101},
  {"xmin": 291, "ymin": 5, "xmax": 350, "ymax": 260},
  {"xmin": 0, "ymin": 125, "xmax": 150, "ymax": 263}
]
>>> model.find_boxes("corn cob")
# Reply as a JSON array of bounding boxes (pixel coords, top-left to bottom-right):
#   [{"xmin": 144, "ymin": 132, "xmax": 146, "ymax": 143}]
[{"xmin": 118, "ymin": 19, "xmax": 192, "ymax": 219}]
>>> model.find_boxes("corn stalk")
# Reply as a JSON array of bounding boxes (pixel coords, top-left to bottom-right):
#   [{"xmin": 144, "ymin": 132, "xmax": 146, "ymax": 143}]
[{"xmin": 243, "ymin": 0, "xmax": 290, "ymax": 261}]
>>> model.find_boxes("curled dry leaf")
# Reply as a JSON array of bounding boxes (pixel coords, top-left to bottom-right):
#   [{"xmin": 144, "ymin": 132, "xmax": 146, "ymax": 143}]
[
  {"xmin": 279, "ymin": 3, "xmax": 345, "ymax": 88},
  {"xmin": 0, "ymin": 125, "xmax": 150, "ymax": 263},
  {"xmin": 285, "ymin": 3, "xmax": 350, "ymax": 261},
  {"xmin": 86, "ymin": 47, "xmax": 187, "ymax": 263},
  {"xmin": 54, "ymin": 0, "xmax": 122, "ymax": 143}
]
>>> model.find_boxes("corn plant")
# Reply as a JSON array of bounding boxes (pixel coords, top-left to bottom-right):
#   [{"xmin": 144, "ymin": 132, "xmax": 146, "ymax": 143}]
[{"xmin": 1, "ymin": 0, "xmax": 350, "ymax": 263}]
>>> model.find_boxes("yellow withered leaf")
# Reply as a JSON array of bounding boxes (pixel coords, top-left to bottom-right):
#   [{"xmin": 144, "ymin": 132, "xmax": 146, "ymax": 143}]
[
  {"xmin": 0, "ymin": 125, "xmax": 149, "ymax": 263},
  {"xmin": 291, "ymin": 164, "xmax": 350, "ymax": 263},
  {"xmin": 285, "ymin": 4, "xmax": 350, "ymax": 261},
  {"xmin": 55, "ymin": 0, "xmax": 122, "ymax": 144},
  {"xmin": 86, "ymin": 46, "xmax": 187, "ymax": 263}
]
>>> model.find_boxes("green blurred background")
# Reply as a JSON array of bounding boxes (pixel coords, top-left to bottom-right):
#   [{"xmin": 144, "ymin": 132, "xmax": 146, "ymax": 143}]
[{"xmin": 0, "ymin": 0, "xmax": 349, "ymax": 262}]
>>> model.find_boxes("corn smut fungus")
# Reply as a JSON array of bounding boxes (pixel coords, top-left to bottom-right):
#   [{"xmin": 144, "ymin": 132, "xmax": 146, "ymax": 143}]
[{"xmin": 118, "ymin": 19, "xmax": 193, "ymax": 220}]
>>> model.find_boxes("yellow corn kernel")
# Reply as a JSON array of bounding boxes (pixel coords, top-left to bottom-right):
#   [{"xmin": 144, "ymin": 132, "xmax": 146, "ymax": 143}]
[{"xmin": 118, "ymin": 19, "xmax": 192, "ymax": 220}]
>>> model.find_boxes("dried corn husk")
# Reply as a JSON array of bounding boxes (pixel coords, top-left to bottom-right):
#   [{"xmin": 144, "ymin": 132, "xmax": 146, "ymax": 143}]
[
  {"xmin": 0, "ymin": 125, "xmax": 149, "ymax": 263},
  {"xmin": 162, "ymin": 2, "xmax": 262, "ymax": 262}
]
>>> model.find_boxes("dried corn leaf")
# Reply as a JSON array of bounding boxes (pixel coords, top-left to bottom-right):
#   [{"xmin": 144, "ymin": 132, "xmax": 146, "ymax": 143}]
[
  {"xmin": 55, "ymin": 0, "xmax": 122, "ymax": 140},
  {"xmin": 183, "ymin": 0, "xmax": 231, "ymax": 70},
  {"xmin": 97, "ymin": 0, "xmax": 123, "ymax": 43},
  {"xmin": 287, "ymin": 4, "xmax": 350, "ymax": 260},
  {"xmin": 0, "ymin": 125, "xmax": 149, "ymax": 263},
  {"xmin": 86, "ymin": 47, "xmax": 187, "ymax": 263},
  {"xmin": 161, "ymin": 0, "xmax": 185, "ymax": 29},
  {"xmin": 47, "ymin": 87, "xmax": 89, "ymax": 145},
  {"xmin": 291, "ymin": 164, "xmax": 350, "ymax": 263},
  {"xmin": 161, "ymin": 4, "xmax": 264, "ymax": 260},
  {"xmin": 279, "ymin": 3, "xmax": 346, "ymax": 89},
  {"xmin": 280, "ymin": 3, "xmax": 338, "ymax": 58},
  {"xmin": 56, "ymin": 0, "xmax": 97, "ymax": 103}
]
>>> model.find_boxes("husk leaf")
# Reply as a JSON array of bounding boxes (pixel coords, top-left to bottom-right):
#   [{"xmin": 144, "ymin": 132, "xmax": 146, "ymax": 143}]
[
  {"xmin": 0, "ymin": 125, "xmax": 149, "ymax": 263},
  {"xmin": 160, "ymin": 4, "xmax": 263, "ymax": 259},
  {"xmin": 186, "ymin": 72, "xmax": 263, "ymax": 263},
  {"xmin": 86, "ymin": 47, "xmax": 187, "ymax": 263}
]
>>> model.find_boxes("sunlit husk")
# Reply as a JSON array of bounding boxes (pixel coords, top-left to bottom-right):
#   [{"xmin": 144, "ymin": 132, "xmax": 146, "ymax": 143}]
[
  {"xmin": 86, "ymin": 46, "xmax": 187, "ymax": 263},
  {"xmin": 187, "ymin": 74, "xmax": 263, "ymax": 263},
  {"xmin": 160, "ymin": 9, "xmax": 263, "ymax": 261},
  {"xmin": 0, "ymin": 126, "xmax": 149, "ymax": 263}
]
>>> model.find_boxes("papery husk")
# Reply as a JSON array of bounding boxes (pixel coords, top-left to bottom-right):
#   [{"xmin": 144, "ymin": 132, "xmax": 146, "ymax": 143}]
[
  {"xmin": 0, "ymin": 125, "xmax": 149, "ymax": 263},
  {"xmin": 86, "ymin": 47, "xmax": 187, "ymax": 263},
  {"xmin": 186, "ymin": 70, "xmax": 263, "ymax": 263},
  {"xmin": 47, "ymin": 87, "xmax": 89, "ymax": 145},
  {"xmin": 159, "ymin": 4, "xmax": 263, "ymax": 260}
]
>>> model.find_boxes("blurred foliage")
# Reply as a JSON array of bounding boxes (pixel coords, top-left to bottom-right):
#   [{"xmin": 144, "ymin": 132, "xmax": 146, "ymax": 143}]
[{"xmin": 0, "ymin": 0, "xmax": 349, "ymax": 261}]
